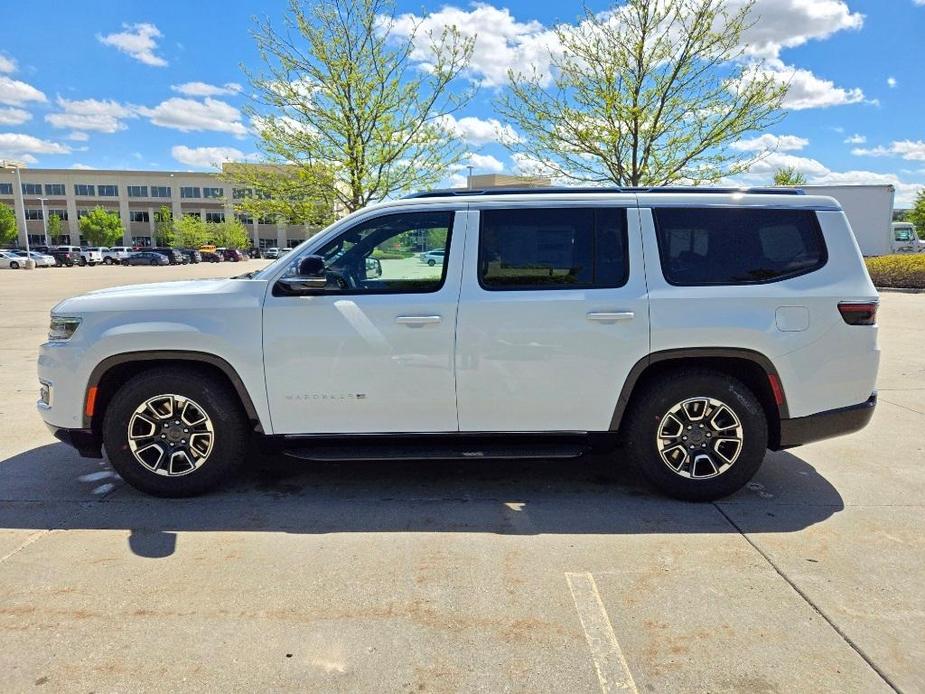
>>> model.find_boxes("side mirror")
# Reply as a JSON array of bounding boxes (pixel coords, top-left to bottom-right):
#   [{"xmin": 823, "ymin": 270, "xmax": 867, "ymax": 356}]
[
  {"xmin": 275, "ymin": 255, "xmax": 328, "ymax": 295},
  {"xmin": 365, "ymin": 257, "xmax": 382, "ymax": 279}
]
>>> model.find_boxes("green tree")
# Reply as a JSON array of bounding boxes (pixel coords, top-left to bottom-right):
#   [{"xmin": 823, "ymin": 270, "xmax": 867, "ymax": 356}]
[
  {"xmin": 495, "ymin": 0, "xmax": 787, "ymax": 186},
  {"xmin": 0, "ymin": 205, "xmax": 16, "ymax": 246},
  {"xmin": 223, "ymin": 163, "xmax": 336, "ymax": 229},
  {"xmin": 245, "ymin": 0, "xmax": 474, "ymax": 213},
  {"xmin": 207, "ymin": 219, "xmax": 250, "ymax": 249},
  {"xmin": 47, "ymin": 212, "xmax": 63, "ymax": 241},
  {"xmin": 908, "ymin": 189, "xmax": 925, "ymax": 240},
  {"xmin": 173, "ymin": 214, "xmax": 209, "ymax": 249},
  {"xmin": 154, "ymin": 205, "xmax": 175, "ymax": 246},
  {"xmin": 78, "ymin": 207, "xmax": 123, "ymax": 247},
  {"xmin": 773, "ymin": 167, "xmax": 807, "ymax": 186}
]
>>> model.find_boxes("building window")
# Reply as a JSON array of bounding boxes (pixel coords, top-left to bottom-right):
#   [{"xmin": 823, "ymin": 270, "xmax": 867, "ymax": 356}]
[
  {"xmin": 184, "ymin": 211, "xmax": 201, "ymax": 219},
  {"xmin": 97, "ymin": 185, "xmax": 118, "ymax": 197},
  {"xmin": 21, "ymin": 183, "xmax": 42, "ymax": 195},
  {"xmin": 44, "ymin": 183, "xmax": 66, "ymax": 196},
  {"xmin": 205, "ymin": 211, "xmax": 225, "ymax": 223},
  {"xmin": 77, "ymin": 209, "xmax": 91, "ymax": 219},
  {"xmin": 258, "ymin": 215, "xmax": 275, "ymax": 225},
  {"xmin": 132, "ymin": 236, "xmax": 152, "ymax": 247},
  {"xmin": 51, "ymin": 234, "xmax": 70, "ymax": 245},
  {"xmin": 0, "ymin": 183, "xmax": 12, "ymax": 195},
  {"xmin": 74, "ymin": 184, "xmax": 95, "ymax": 196},
  {"xmin": 24, "ymin": 208, "xmax": 43, "ymax": 220},
  {"xmin": 255, "ymin": 190, "xmax": 271, "ymax": 200},
  {"xmin": 236, "ymin": 213, "xmax": 253, "ymax": 225},
  {"xmin": 180, "ymin": 186, "xmax": 201, "ymax": 199},
  {"xmin": 47, "ymin": 209, "xmax": 68, "ymax": 221},
  {"xmin": 151, "ymin": 186, "xmax": 171, "ymax": 198},
  {"xmin": 233, "ymin": 188, "xmax": 252, "ymax": 199},
  {"xmin": 28, "ymin": 234, "xmax": 45, "ymax": 245},
  {"xmin": 130, "ymin": 211, "xmax": 150, "ymax": 223},
  {"xmin": 127, "ymin": 185, "xmax": 148, "ymax": 198},
  {"xmin": 203, "ymin": 187, "xmax": 223, "ymax": 199}
]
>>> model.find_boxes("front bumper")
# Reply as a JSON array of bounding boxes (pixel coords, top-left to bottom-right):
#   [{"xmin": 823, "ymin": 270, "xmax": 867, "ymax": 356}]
[
  {"xmin": 777, "ymin": 393, "xmax": 877, "ymax": 449},
  {"xmin": 46, "ymin": 424, "xmax": 103, "ymax": 458}
]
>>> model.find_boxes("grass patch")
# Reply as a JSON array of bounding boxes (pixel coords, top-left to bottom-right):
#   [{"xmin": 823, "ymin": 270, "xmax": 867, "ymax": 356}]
[{"xmin": 865, "ymin": 254, "xmax": 925, "ymax": 289}]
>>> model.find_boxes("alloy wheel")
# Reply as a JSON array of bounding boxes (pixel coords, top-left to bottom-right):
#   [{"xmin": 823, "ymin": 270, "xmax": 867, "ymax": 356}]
[
  {"xmin": 655, "ymin": 396, "xmax": 744, "ymax": 479},
  {"xmin": 127, "ymin": 394, "xmax": 215, "ymax": 476}
]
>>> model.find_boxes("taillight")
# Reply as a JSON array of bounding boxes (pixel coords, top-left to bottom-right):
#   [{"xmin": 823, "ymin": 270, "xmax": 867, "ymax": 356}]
[{"xmin": 838, "ymin": 301, "xmax": 878, "ymax": 326}]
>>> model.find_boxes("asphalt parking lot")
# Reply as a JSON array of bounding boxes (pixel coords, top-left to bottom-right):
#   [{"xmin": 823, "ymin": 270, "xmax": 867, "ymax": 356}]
[{"xmin": 0, "ymin": 263, "xmax": 922, "ymax": 692}]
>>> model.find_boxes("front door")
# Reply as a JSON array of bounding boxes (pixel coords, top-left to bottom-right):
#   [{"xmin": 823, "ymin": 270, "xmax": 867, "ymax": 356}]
[
  {"xmin": 263, "ymin": 208, "xmax": 464, "ymax": 434},
  {"xmin": 455, "ymin": 204, "xmax": 650, "ymax": 432}
]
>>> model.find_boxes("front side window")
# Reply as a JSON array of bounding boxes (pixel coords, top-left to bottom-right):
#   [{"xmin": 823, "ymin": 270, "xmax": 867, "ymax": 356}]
[
  {"xmin": 653, "ymin": 207, "xmax": 827, "ymax": 286},
  {"xmin": 895, "ymin": 228, "xmax": 914, "ymax": 242},
  {"xmin": 478, "ymin": 207, "xmax": 629, "ymax": 290},
  {"xmin": 297, "ymin": 210, "xmax": 454, "ymax": 294}
]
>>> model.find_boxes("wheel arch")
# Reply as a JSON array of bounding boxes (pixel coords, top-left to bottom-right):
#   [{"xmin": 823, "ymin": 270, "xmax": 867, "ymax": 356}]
[
  {"xmin": 611, "ymin": 348, "xmax": 788, "ymax": 449},
  {"xmin": 84, "ymin": 351, "xmax": 263, "ymax": 435}
]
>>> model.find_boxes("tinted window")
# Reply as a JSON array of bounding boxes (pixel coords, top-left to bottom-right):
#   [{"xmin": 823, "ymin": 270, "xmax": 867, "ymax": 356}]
[
  {"xmin": 478, "ymin": 207, "xmax": 628, "ymax": 290},
  {"xmin": 653, "ymin": 207, "xmax": 826, "ymax": 286}
]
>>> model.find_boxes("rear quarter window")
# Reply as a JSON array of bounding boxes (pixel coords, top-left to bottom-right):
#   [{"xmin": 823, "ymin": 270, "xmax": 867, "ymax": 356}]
[{"xmin": 652, "ymin": 207, "xmax": 827, "ymax": 286}]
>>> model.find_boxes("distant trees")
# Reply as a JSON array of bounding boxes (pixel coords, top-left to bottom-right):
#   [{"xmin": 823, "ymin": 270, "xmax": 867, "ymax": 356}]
[
  {"xmin": 78, "ymin": 207, "xmax": 123, "ymax": 247},
  {"xmin": 909, "ymin": 189, "xmax": 925, "ymax": 240},
  {"xmin": 0, "ymin": 205, "xmax": 16, "ymax": 246},
  {"xmin": 154, "ymin": 205, "xmax": 175, "ymax": 246},
  {"xmin": 173, "ymin": 214, "xmax": 209, "ymax": 249},
  {"xmin": 47, "ymin": 213, "xmax": 63, "ymax": 241},
  {"xmin": 773, "ymin": 167, "xmax": 807, "ymax": 186},
  {"xmin": 207, "ymin": 219, "xmax": 249, "ymax": 249}
]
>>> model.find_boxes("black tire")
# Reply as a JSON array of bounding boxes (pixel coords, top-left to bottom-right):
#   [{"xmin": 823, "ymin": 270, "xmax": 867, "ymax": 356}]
[
  {"xmin": 427, "ymin": 259, "xmax": 436, "ymax": 266},
  {"xmin": 9, "ymin": 261, "xmax": 18, "ymax": 269},
  {"xmin": 78, "ymin": 258, "xmax": 86, "ymax": 266},
  {"xmin": 624, "ymin": 368, "xmax": 768, "ymax": 501},
  {"xmin": 103, "ymin": 367, "xmax": 249, "ymax": 497},
  {"xmin": 104, "ymin": 257, "xmax": 113, "ymax": 265}
]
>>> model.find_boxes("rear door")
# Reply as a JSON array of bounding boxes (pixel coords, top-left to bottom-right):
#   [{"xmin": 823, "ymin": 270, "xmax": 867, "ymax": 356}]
[{"xmin": 454, "ymin": 202, "xmax": 650, "ymax": 432}]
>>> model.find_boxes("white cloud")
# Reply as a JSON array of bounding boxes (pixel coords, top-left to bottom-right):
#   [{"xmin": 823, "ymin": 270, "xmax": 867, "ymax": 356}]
[
  {"xmin": 67, "ymin": 131, "xmax": 90, "ymax": 142},
  {"xmin": 0, "ymin": 76, "xmax": 47, "ymax": 106},
  {"xmin": 0, "ymin": 107, "xmax": 31, "ymax": 126},
  {"xmin": 887, "ymin": 77, "xmax": 897, "ymax": 88},
  {"xmin": 743, "ymin": 151, "xmax": 831, "ymax": 178},
  {"xmin": 731, "ymin": 134, "xmax": 808, "ymax": 152},
  {"xmin": 0, "ymin": 133, "xmax": 71, "ymax": 161},
  {"xmin": 138, "ymin": 97, "xmax": 247, "ymax": 137},
  {"xmin": 45, "ymin": 97, "xmax": 137, "ymax": 133},
  {"xmin": 736, "ymin": 0, "xmax": 864, "ymax": 58},
  {"xmin": 171, "ymin": 145, "xmax": 252, "ymax": 169},
  {"xmin": 0, "ymin": 55, "xmax": 16, "ymax": 74},
  {"xmin": 844, "ymin": 134, "xmax": 866, "ymax": 144},
  {"xmin": 97, "ymin": 23, "xmax": 167, "ymax": 67},
  {"xmin": 852, "ymin": 140, "xmax": 925, "ymax": 161},
  {"xmin": 750, "ymin": 59, "xmax": 866, "ymax": 110},
  {"xmin": 388, "ymin": 5, "xmax": 560, "ymax": 87},
  {"xmin": 465, "ymin": 152, "xmax": 505, "ymax": 172},
  {"xmin": 438, "ymin": 114, "xmax": 520, "ymax": 145},
  {"xmin": 69, "ymin": 163, "xmax": 93, "ymax": 170},
  {"xmin": 171, "ymin": 82, "xmax": 242, "ymax": 97}
]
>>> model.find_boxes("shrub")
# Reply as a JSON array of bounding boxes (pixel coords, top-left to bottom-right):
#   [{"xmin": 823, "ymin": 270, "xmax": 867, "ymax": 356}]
[{"xmin": 865, "ymin": 254, "xmax": 925, "ymax": 289}]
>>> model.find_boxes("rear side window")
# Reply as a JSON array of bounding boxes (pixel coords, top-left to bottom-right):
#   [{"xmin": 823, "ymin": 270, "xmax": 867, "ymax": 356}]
[
  {"xmin": 478, "ymin": 207, "xmax": 629, "ymax": 290},
  {"xmin": 653, "ymin": 207, "xmax": 827, "ymax": 286}
]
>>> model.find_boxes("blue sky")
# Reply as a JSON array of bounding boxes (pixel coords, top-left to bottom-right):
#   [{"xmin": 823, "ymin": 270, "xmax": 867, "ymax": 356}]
[{"xmin": 0, "ymin": 0, "xmax": 922, "ymax": 205}]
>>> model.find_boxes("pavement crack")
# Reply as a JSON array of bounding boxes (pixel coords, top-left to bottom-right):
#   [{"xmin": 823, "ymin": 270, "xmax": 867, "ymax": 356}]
[
  {"xmin": 712, "ymin": 502, "xmax": 902, "ymax": 694},
  {"xmin": 0, "ymin": 529, "xmax": 50, "ymax": 565},
  {"xmin": 878, "ymin": 398, "xmax": 925, "ymax": 417}
]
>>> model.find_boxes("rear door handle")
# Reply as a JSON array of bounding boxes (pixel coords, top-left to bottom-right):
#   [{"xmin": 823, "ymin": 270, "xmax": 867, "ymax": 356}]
[
  {"xmin": 586, "ymin": 311, "xmax": 635, "ymax": 322},
  {"xmin": 395, "ymin": 315, "xmax": 442, "ymax": 326}
]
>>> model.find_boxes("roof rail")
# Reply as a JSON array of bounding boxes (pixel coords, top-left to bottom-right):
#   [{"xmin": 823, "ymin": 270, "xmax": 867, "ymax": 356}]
[{"xmin": 404, "ymin": 186, "xmax": 805, "ymax": 199}]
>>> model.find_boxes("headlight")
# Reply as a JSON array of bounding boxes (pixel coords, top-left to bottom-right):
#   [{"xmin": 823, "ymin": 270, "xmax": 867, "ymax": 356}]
[{"xmin": 48, "ymin": 316, "xmax": 82, "ymax": 342}]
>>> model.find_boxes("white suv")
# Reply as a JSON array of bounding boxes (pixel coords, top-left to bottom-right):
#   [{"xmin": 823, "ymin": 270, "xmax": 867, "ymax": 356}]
[{"xmin": 37, "ymin": 187, "xmax": 879, "ymax": 499}]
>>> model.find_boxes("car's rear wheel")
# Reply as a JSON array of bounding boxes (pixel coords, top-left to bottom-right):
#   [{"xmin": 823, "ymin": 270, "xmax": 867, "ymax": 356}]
[
  {"xmin": 624, "ymin": 369, "xmax": 768, "ymax": 501},
  {"xmin": 9, "ymin": 261, "xmax": 18, "ymax": 269},
  {"xmin": 427, "ymin": 259, "xmax": 436, "ymax": 266},
  {"xmin": 103, "ymin": 367, "xmax": 249, "ymax": 497},
  {"xmin": 103, "ymin": 257, "xmax": 112, "ymax": 265}
]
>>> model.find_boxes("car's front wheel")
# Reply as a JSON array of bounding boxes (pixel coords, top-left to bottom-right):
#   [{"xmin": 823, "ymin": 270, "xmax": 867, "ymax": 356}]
[
  {"xmin": 9, "ymin": 261, "xmax": 19, "ymax": 269},
  {"xmin": 624, "ymin": 369, "xmax": 768, "ymax": 501},
  {"xmin": 103, "ymin": 367, "xmax": 249, "ymax": 496},
  {"xmin": 103, "ymin": 257, "xmax": 112, "ymax": 265}
]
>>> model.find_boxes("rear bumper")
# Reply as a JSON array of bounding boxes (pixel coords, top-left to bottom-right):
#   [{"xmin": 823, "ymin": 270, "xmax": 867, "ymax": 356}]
[
  {"xmin": 777, "ymin": 393, "xmax": 876, "ymax": 449},
  {"xmin": 46, "ymin": 424, "xmax": 103, "ymax": 458}
]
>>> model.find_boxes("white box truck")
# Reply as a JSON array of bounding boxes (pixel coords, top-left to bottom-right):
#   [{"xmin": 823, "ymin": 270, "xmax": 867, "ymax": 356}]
[{"xmin": 794, "ymin": 185, "xmax": 915, "ymax": 256}]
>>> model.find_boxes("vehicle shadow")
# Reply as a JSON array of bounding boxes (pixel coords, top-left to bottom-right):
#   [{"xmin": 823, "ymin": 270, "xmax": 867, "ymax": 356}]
[{"xmin": 0, "ymin": 443, "xmax": 844, "ymax": 558}]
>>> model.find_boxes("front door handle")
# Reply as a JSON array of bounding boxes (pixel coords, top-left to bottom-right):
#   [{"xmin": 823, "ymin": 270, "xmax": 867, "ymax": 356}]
[
  {"xmin": 586, "ymin": 311, "xmax": 635, "ymax": 322},
  {"xmin": 395, "ymin": 315, "xmax": 442, "ymax": 326}
]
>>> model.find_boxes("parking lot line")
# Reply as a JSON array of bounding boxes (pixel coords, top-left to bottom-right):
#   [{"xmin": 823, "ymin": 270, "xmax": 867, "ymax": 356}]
[{"xmin": 565, "ymin": 572, "xmax": 638, "ymax": 694}]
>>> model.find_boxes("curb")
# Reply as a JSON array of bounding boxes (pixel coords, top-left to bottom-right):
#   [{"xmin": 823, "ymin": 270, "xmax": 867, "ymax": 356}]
[{"xmin": 876, "ymin": 287, "xmax": 925, "ymax": 294}]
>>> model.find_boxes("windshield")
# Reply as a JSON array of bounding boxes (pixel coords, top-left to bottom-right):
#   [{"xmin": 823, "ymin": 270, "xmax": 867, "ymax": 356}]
[{"xmin": 895, "ymin": 227, "xmax": 915, "ymax": 241}]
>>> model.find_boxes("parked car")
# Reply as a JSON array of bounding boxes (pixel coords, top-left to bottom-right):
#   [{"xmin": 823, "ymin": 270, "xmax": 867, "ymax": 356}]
[
  {"xmin": 0, "ymin": 251, "xmax": 23, "ymax": 269},
  {"xmin": 264, "ymin": 247, "xmax": 281, "ymax": 259},
  {"xmin": 421, "ymin": 249, "xmax": 445, "ymax": 266},
  {"xmin": 200, "ymin": 251, "xmax": 222, "ymax": 263},
  {"xmin": 278, "ymin": 248, "xmax": 292, "ymax": 257},
  {"xmin": 180, "ymin": 249, "xmax": 202, "ymax": 264},
  {"xmin": 38, "ymin": 186, "xmax": 880, "ymax": 499},
  {"xmin": 57, "ymin": 246, "xmax": 102, "ymax": 266},
  {"xmin": 34, "ymin": 246, "xmax": 79, "ymax": 267},
  {"xmin": 94, "ymin": 247, "xmax": 131, "ymax": 265},
  {"xmin": 123, "ymin": 251, "xmax": 170, "ymax": 266},
  {"xmin": 11, "ymin": 250, "xmax": 56, "ymax": 267},
  {"xmin": 151, "ymin": 247, "xmax": 184, "ymax": 265},
  {"xmin": 221, "ymin": 248, "xmax": 246, "ymax": 262}
]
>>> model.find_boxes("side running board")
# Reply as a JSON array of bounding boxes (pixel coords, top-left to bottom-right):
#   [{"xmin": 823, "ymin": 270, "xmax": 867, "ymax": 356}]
[{"xmin": 283, "ymin": 441, "xmax": 591, "ymax": 463}]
